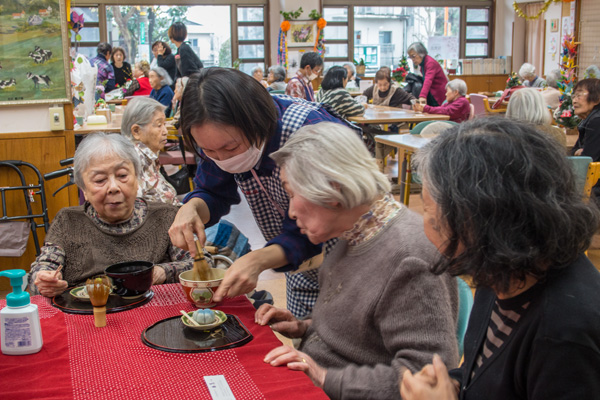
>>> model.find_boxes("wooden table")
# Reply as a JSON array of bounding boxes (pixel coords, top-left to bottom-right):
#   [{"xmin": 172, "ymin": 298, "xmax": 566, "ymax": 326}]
[
  {"xmin": 74, "ymin": 120, "xmax": 122, "ymax": 134},
  {"xmin": 348, "ymin": 105, "xmax": 451, "ymax": 125},
  {"xmin": 375, "ymin": 134, "xmax": 431, "ymax": 205}
]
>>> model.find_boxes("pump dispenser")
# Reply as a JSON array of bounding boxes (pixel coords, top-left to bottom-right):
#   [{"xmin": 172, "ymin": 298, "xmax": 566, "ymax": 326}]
[{"xmin": 0, "ymin": 269, "xmax": 43, "ymax": 355}]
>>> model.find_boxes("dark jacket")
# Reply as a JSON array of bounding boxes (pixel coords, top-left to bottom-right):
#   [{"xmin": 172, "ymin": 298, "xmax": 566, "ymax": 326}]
[
  {"xmin": 176, "ymin": 42, "xmax": 203, "ymax": 79},
  {"xmin": 157, "ymin": 53, "xmax": 177, "ymax": 86}
]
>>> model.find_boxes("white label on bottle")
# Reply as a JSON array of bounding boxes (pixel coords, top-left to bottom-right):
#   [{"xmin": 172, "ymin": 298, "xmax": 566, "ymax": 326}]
[
  {"xmin": 204, "ymin": 375, "xmax": 236, "ymax": 400},
  {"xmin": 4, "ymin": 317, "xmax": 32, "ymax": 348}
]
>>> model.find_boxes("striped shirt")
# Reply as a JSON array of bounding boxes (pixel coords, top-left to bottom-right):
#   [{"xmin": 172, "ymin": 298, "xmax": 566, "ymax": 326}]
[{"xmin": 316, "ymin": 88, "xmax": 365, "ymax": 119}]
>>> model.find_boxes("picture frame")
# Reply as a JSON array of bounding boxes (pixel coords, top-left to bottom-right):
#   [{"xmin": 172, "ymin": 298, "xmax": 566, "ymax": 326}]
[
  {"xmin": 0, "ymin": 0, "xmax": 71, "ymax": 105},
  {"xmin": 287, "ymin": 49, "xmax": 305, "ymax": 78},
  {"xmin": 287, "ymin": 20, "xmax": 317, "ymax": 47},
  {"xmin": 550, "ymin": 19, "xmax": 559, "ymax": 33}
]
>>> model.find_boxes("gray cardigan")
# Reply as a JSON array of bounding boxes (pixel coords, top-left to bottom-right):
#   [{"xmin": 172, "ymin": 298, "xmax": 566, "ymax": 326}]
[{"xmin": 300, "ymin": 207, "xmax": 459, "ymax": 399}]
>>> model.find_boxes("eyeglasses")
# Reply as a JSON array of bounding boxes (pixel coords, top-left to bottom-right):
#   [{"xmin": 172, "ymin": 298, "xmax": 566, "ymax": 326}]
[
  {"xmin": 408, "ymin": 54, "xmax": 420, "ymax": 60},
  {"xmin": 572, "ymin": 92, "xmax": 589, "ymax": 100}
]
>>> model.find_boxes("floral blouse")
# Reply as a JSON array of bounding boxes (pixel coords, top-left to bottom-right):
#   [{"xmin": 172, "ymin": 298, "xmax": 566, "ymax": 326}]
[
  {"xmin": 134, "ymin": 142, "xmax": 181, "ymax": 206},
  {"xmin": 340, "ymin": 193, "xmax": 402, "ymax": 246}
]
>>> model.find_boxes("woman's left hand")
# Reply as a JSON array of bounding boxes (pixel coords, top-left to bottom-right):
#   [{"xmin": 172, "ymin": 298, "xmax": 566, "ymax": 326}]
[
  {"xmin": 400, "ymin": 354, "xmax": 459, "ymax": 400},
  {"xmin": 264, "ymin": 346, "xmax": 328, "ymax": 388},
  {"xmin": 152, "ymin": 266, "xmax": 166, "ymax": 284},
  {"xmin": 413, "ymin": 103, "xmax": 425, "ymax": 112}
]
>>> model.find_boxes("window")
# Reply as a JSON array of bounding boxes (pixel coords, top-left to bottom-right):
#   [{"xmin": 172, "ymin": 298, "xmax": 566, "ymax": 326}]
[
  {"xmin": 236, "ymin": 6, "xmax": 267, "ymax": 75},
  {"xmin": 71, "ymin": 7, "xmax": 100, "ymax": 59},
  {"xmin": 379, "ymin": 31, "xmax": 392, "ymax": 44},
  {"xmin": 464, "ymin": 8, "xmax": 491, "ymax": 58},
  {"xmin": 322, "ymin": 6, "xmax": 350, "ymax": 70}
]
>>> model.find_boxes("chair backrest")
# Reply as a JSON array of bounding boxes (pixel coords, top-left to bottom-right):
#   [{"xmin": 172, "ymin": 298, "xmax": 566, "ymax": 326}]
[
  {"xmin": 269, "ymin": 90, "xmax": 285, "ymax": 94},
  {"xmin": 410, "ymin": 120, "xmax": 458, "ymax": 135},
  {"xmin": 456, "ymin": 277, "xmax": 474, "ymax": 359},
  {"xmin": 469, "ymin": 93, "xmax": 487, "ymax": 116},
  {"xmin": 469, "ymin": 104, "xmax": 475, "ymax": 120},
  {"xmin": 584, "ymin": 162, "xmax": 600, "ymax": 198},
  {"xmin": 567, "ymin": 156, "xmax": 593, "ymax": 196}
]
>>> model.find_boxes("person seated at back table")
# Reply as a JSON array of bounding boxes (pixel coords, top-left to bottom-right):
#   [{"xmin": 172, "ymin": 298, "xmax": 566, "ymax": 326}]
[
  {"xmin": 257, "ymin": 122, "xmax": 459, "ymax": 400},
  {"xmin": 266, "ymin": 65, "xmax": 287, "ymax": 92},
  {"xmin": 29, "ymin": 132, "xmax": 200, "ymax": 297},
  {"xmin": 506, "ymin": 88, "xmax": 566, "ymax": 148},
  {"xmin": 412, "ymin": 79, "xmax": 470, "ymax": 123},
  {"xmin": 149, "ymin": 66, "xmax": 174, "ymax": 116},
  {"xmin": 89, "ymin": 42, "xmax": 116, "ymax": 97},
  {"xmin": 541, "ymin": 69, "xmax": 562, "ymax": 110},
  {"xmin": 519, "ymin": 62, "xmax": 546, "ymax": 88},
  {"xmin": 401, "ymin": 117, "xmax": 600, "ymax": 400},
  {"xmin": 363, "ymin": 68, "xmax": 415, "ymax": 108},
  {"xmin": 110, "ymin": 46, "xmax": 132, "ymax": 89},
  {"xmin": 343, "ymin": 62, "xmax": 360, "ymax": 90},
  {"xmin": 316, "ymin": 66, "xmax": 365, "ymax": 119},
  {"xmin": 285, "ymin": 51, "xmax": 323, "ymax": 101},
  {"xmin": 124, "ymin": 60, "xmax": 152, "ymax": 97},
  {"xmin": 251, "ymin": 66, "xmax": 268, "ymax": 89}
]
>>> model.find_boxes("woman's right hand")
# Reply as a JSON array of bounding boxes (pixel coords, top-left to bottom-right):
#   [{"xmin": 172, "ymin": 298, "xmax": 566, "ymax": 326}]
[
  {"xmin": 168, "ymin": 199, "xmax": 207, "ymax": 257},
  {"xmin": 34, "ymin": 270, "xmax": 68, "ymax": 298},
  {"xmin": 255, "ymin": 304, "xmax": 309, "ymax": 338}
]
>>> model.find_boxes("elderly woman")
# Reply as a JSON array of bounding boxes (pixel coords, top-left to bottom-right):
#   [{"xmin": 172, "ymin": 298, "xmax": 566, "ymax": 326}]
[
  {"xmin": 400, "ymin": 118, "xmax": 600, "ymax": 400},
  {"xmin": 29, "ymin": 132, "xmax": 196, "ymax": 297},
  {"xmin": 149, "ymin": 66, "xmax": 174, "ymax": 116},
  {"xmin": 266, "ymin": 65, "xmax": 287, "ymax": 92},
  {"xmin": 407, "ymin": 42, "xmax": 449, "ymax": 107},
  {"xmin": 541, "ymin": 69, "xmax": 561, "ymax": 109},
  {"xmin": 316, "ymin": 66, "xmax": 365, "ymax": 118},
  {"xmin": 506, "ymin": 87, "xmax": 566, "ymax": 147},
  {"xmin": 363, "ymin": 68, "xmax": 415, "ymax": 107},
  {"xmin": 343, "ymin": 62, "xmax": 360, "ymax": 90},
  {"xmin": 124, "ymin": 60, "xmax": 152, "ymax": 97},
  {"xmin": 251, "ymin": 66, "xmax": 268, "ymax": 88},
  {"xmin": 412, "ymin": 79, "xmax": 470, "ymax": 123},
  {"xmin": 256, "ymin": 122, "xmax": 459, "ymax": 399},
  {"xmin": 121, "ymin": 97, "xmax": 180, "ymax": 206},
  {"xmin": 519, "ymin": 62, "xmax": 546, "ymax": 88},
  {"xmin": 170, "ymin": 67, "xmax": 361, "ymax": 318},
  {"xmin": 110, "ymin": 46, "xmax": 132, "ymax": 88}
]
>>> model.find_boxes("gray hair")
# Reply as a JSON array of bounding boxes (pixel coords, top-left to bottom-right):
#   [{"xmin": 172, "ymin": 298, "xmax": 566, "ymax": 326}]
[
  {"xmin": 519, "ymin": 63, "xmax": 536, "ymax": 79},
  {"xmin": 250, "ymin": 66, "xmax": 263, "ymax": 76},
  {"xmin": 506, "ymin": 88, "xmax": 551, "ymax": 125},
  {"xmin": 546, "ymin": 69, "xmax": 561, "ymax": 89},
  {"xmin": 446, "ymin": 79, "xmax": 467, "ymax": 96},
  {"xmin": 150, "ymin": 66, "xmax": 173, "ymax": 87},
  {"xmin": 120, "ymin": 97, "xmax": 166, "ymax": 139},
  {"xmin": 407, "ymin": 42, "xmax": 428, "ymax": 56},
  {"xmin": 342, "ymin": 62, "xmax": 355, "ymax": 77},
  {"xmin": 73, "ymin": 132, "xmax": 141, "ymax": 189},
  {"xmin": 271, "ymin": 122, "xmax": 390, "ymax": 209},
  {"xmin": 268, "ymin": 65, "xmax": 286, "ymax": 82},
  {"xmin": 421, "ymin": 122, "xmax": 456, "ymax": 137}
]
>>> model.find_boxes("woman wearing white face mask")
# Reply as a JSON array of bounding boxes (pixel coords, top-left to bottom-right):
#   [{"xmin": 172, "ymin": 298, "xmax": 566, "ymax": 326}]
[
  {"xmin": 170, "ymin": 68, "xmax": 361, "ymax": 318},
  {"xmin": 285, "ymin": 52, "xmax": 323, "ymax": 101}
]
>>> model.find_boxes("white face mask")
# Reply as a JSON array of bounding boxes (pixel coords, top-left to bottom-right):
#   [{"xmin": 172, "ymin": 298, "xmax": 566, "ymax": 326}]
[
  {"xmin": 308, "ymin": 72, "xmax": 318, "ymax": 81},
  {"xmin": 207, "ymin": 142, "xmax": 264, "ymax": 174}
]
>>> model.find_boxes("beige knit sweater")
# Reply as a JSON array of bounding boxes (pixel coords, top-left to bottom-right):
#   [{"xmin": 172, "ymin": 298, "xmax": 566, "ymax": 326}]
[{"xmin": 300, "ymin": 207, "xmax": 459, "ymax": 399}]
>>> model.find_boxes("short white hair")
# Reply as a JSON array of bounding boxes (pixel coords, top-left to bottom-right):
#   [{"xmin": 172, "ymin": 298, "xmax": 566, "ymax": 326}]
[
  {"xmin": 271, "ymin": 122, "xmax": 391, "ymax": 209},
  {"xmin": 546, "ymin": 69, "xmax": 561, "ymax": 89},
  {"xmin": 519, "ymin": 63, "xmax": 536, "ymax": 79},
  {"xmin": 506, "ymin": 88, "xmax": 551, "ymax": 125},
  {"xmin": 342, "ymin": 62, "xmax": 355, "ymax": 77},
  {"xmin": 121, "ymin": 97, "xmax": 165, "ymax": 139},
  {"xmin": 150, "ymin": 66, "xmax": 173, "ymax": 87},
  {"xmin": 74, "ymin": 132, "xmax": 141, "ymax": 189},
  {"xmin": 446, "ymin": 79, "xmax": 467, "ymax": 96},
  {"xmin": 251, "ymin": 66, "xmax": 263, "ymax": 75},
  {"xmin": 408, "ymin": 42, "xmax": 428, "ymax": 56}
]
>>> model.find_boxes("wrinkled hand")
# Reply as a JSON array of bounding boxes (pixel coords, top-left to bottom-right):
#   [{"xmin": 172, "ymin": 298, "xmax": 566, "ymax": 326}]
[
  {"xmin": 413, "ymin": 103, "xmax": 425, "ymax": 112},
  {"xmin": 574, "ymin": 148, "xmax": 584, "ymax": 156},
  {"xmin": 400, "ymin": 354, "xmax": 459, "ymax": 400},
  {"xmin": 255, "ymin": 304, "xmax": 308, "ymax": 338},
  {"xmin": 212, "ymin": 253, "xmax": 261, "ymax": 302},
  {"xmin": 168, "ymin": 201, "xmax": 206, "ymax": 257},
  {"xmin": 264, "ymin": 346, "xmax": 327, "ymax": 388},
  {"xmin": 34, "ymin": 270, "xmax": 68, "ymax": 297},
  {"xmin": 152, "ymin": 266, "xmax": 166, "ymax": 285}
]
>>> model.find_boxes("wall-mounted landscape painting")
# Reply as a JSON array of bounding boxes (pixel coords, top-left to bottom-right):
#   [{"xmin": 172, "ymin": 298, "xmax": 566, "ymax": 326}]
[{"xmin": 0, "ymin": 0, "xmax": 70, "ymax": 105}]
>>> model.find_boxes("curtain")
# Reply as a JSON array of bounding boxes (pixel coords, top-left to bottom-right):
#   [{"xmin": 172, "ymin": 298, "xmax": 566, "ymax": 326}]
[{"xmin": 524, "ymin": 2, "xmax": 545, "ymax": 77}]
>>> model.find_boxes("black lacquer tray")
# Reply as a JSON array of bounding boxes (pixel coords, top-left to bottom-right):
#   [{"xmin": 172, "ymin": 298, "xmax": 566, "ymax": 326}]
[{"xmin": 52, "ymin": 288, "xmax": 154, "ymax": 314}]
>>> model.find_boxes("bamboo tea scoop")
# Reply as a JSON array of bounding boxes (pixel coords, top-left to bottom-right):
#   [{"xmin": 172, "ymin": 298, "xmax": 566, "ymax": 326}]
[
  {"xmin": 193, "ymin": 239, "xmax": 210, "ymax": 281},
  {"xmin": 86, "ymin": 276, "xmax": 111, "ymax": 328}
]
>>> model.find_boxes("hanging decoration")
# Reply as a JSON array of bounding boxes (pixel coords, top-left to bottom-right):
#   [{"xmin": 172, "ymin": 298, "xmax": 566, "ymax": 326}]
[
  {"xmin": 278, "ymin": 7, "xmax": 303, "ymax": 71},
  {"xmin": 309, "ymin": 10, "xmax": 326, "ymax": 57},
  {"xmin": 513, "ymin": 0, "xmax": 575, "ymax": 21},
  {"xmin": 554, "ymin": 33, "xmax": 581, "ymax": 128}
]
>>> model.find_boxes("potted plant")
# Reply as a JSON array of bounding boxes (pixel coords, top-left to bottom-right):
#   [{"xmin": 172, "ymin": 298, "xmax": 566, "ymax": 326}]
[{"xmin": 354, "ymin": 58, "xmax": 366, "ymax": 75}]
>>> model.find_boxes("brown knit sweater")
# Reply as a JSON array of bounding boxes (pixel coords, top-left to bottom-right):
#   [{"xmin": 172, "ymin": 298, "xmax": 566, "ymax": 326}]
[
  {"xmin": 300, "ymin": 208, "xmax": 459, "ymax": 400},
  {"xmin": 34, "ymin": 201, "xmax": 181, "ymax": 286}
]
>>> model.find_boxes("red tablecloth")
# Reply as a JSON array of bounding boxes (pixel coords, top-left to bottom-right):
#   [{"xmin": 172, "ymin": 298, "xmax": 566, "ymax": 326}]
[{"xmin": 0, "ymin": 285, "xmax": 327, "ymax": 400}]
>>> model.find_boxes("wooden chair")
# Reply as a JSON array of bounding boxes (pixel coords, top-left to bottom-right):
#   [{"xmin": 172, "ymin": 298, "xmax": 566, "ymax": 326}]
[{"xmin": 483, "ymin": 97, "xmax": 505, "ymax": 114}]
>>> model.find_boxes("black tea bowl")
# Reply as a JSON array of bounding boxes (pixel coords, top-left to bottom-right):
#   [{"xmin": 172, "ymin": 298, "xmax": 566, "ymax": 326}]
[{"xmin": 105, "ymin": 261, "xmax": 154, "ymax": 297}]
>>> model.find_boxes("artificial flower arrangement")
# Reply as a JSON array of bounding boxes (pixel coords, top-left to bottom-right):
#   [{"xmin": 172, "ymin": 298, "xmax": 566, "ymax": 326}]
[
  {"xmin": 553, "ymin": 33, "xmax": 581, "ymax": 129},
  {"xmin": 392, "ymin": 55, "xmax": 410, "ymax": 84},
  {"xmin": 505, "ymin": 72, "xmax": 522, "ymax": 88}
]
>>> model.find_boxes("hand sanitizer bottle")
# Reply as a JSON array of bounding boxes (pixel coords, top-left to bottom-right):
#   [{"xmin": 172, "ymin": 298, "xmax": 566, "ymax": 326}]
[{"xmin": 0, "ymin": 269, "xmax": 43, "ymax": 355}]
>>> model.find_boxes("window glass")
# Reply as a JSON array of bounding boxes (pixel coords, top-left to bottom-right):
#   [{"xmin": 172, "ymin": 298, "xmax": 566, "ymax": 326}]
[
  {"xmin": 72, "ymin": 7, "xmax": 99, "ymax": 23},
  {"xmin": 239, "ymin": 26, "xmax": 264, "ymax": 41},
  {"xmin": 237, "ymin": 7, "xmax": 263, "ymax": 22},
  {"xmin": 466, "ymin": 9, "xmax": 488, "ymax": 22},
  {"xmin": 326, "ymin": 26, "xmax": 348, "ymax": 40},
  {"xmin": 74, "ymin": 47, "xmax": 96, "ymax": 59},
  {"xmin": 465, "ymin": 42, "xmax": 488, "ymax": 57},
  {"xmin": 466, "ymin": 26, "xmax": 488, "ymax": 40},
  {"xmin": 239, "ymin": 44, "xmax": 264, "ymax": 59},
  {"xmin": 106, "ymin": 6, "xmax": 231, "ymax": 67},
  {"xmin": 324, "ymin": 7, "xmax": 347, "ymax": 22},
  {"xmin": 325, "ymin": 44, "xmax": 348, "ymax": 59},
  {"xmin": 71, "ymin": 27, "xmax": 100, "ymax": 43}
]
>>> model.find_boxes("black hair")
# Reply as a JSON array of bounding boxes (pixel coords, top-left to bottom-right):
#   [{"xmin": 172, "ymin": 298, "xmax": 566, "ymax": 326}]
[
  {"xmin": 168, "ymin": 22, "xmax": 187, "ymax": 42},
  {"xmin": 573, "ymin": 78, "xmax": 600, "ymax": 110},
  {"xmin": 375, "ymin": 69, "xmax": 391, "ymax": 83},
  {"xmin": 180, "ymin": 68, "xmax": 278, "ymax": 157},
  {"xmin": 321, "ymin": 66, "xmax": 348, "ymax": 91},
  {"xmin": 152, "ymin": 41, "xmax": 172, "ymax": 56},
  {"xmin": 97, "ymin": 42, "xmax": 112, "ymax": 57},
  {"xmin": 414, "ymin": 117, "xmax": 600, "ymax": 292},
  {"xmin": 300, "ymin": 52, "xmax": 323, "ymax": 69}
]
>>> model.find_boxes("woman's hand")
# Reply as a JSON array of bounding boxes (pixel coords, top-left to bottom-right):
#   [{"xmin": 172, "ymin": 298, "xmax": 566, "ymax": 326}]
[
  {"xmin": 157, "ymin": 43, "xmax": 165, "ymax": 56},
  {"xmin": 34, "ymin": 270, "xmax": 68, "ymax": 297},
  {"xmin": 413, "ymin": 103, "xmax": 425, "ymax": 112},
  {"xmin": 574, "ymin": 148, "xmax": 584, "ymax": 156},
  {"xmin": 152, "ymin": 266, "xmax": 166, "ymax": 284},
  {"xmin": 264, "ymin": 346, "xmax": 328, "ymax": 388},
  {"xmin": 168, "ymin": 198, "xmax": 209, "ymax": 257},
  {"xmin": 400, "ymin": 354, "xmax": 459, "ymax": 400},
  {"xmin": 255, "ymin": 304, "xmax": 309, "ymax": 338}
]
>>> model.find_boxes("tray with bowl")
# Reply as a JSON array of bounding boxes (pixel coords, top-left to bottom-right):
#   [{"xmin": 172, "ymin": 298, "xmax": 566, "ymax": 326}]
[
  {"xmin": 141, "ymin": 312, "xmax": 252, "ymax": 353},
  {"xmin": 181, "ymin": 309, "xmax": 227, "ymax": 331},
  {"xmin": 52, "ymin": 287, "xmax": 153, "ymax": 314},
  {"xmin": 69, "ymin": 285, "xmax": 114, "ymax": 302}
]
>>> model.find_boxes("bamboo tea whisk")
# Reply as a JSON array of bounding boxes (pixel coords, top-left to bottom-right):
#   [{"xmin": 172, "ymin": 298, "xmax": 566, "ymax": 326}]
[{"xmin": 86, "ymin": 276, "xmax": 111, "ymax": 327}]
